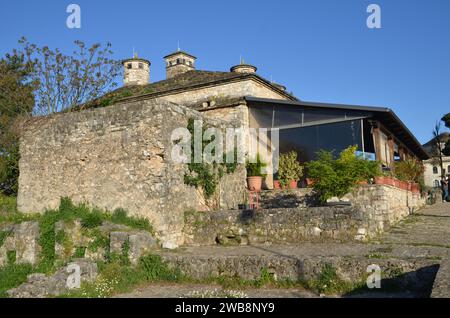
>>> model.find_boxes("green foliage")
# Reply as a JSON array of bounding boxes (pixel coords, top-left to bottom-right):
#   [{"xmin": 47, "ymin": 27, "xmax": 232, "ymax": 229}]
[
  {"xmin": 0, "ymin": 194, "xmax": 17, "ymax": 214},
  {"xmin": 0, "ymin": 50, "xmax": 35, "ymax": 196},
  {"xmin": 80, "ymin": 209, "xmax": 104, "ymax": 229},
  {"xmin": 138, "ymin": 254, "xmax": 181, "ymax": 282},
  {"xmin": 254, "ymin": 268, "xmax": 276, "ymax": 288},
  {"xmin": 278, "ymin": 151, "xmax": 303, "ymax": 186},
  {"xmin": 307, "ymin": 146, "xmax": 381, "ymax": 202},
  {"xmin": 306, "ymin": 263, "xmax": 357, "ymax": 295},
  {"xmin": 6, "ymin": 251, "xmax": 16, "ymax": 265},
  {"xmin": 62, "ymin": 254, "xmax": 182, "ymax": 298},
  {"xmin": 443, "ymin": 140, "xmax": 450, "ymax": 157},
  {"xmin": 86, "ymin": 229, "xmax": 109, "ymax": 253},
  {"xmin": 111, "ymin": 208, "xmax": 153, "ymax": 233},
  {"xmin": 0, "ymin": 263, "xmax": 33, "ymax": 297},
  {"xmin": 394, "ymin": 159, "xmax": 424, "ymax": 182},
  {"xmin": 245, "ymin": 154, "xmax": 267, "ymax": 177},
  {"xmin": 36, "ymin": 197, "xmax": 153, "ymax": 270},
  {"xmin": 442, "ymin": 113, "xmax": 450, "ymax": 129},
  {"xmin": 0, "ymin": 229, "xmax": 12, "ymax": 247},
  {"xmin": 73, "ymin": 246, "xmax": 86, "ymax": 259},
  {"xmin": 0, "ymin": 145, "xmax": 20, "ymax": 196},
  {"xmin": 184, "ymin": 118, "xmax": 239, "ymax": 198}
]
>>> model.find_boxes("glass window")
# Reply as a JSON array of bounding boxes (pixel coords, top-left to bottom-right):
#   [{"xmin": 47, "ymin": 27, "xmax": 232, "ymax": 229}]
[
  {"xmin": 249, "ymin": 105, "xmax": 274, "ymax": 128},
  {"xmin": 278, "ymin": 120, "xmax": 362, "ymax": 162},
  {"xmin": 138, "ymin": 63, "xmax": 143, "ymax": 69},
  {"xmin": 433, "ymin": 166, "xmax": 438, "ymax": 174},
  {"xmin": 127, "ymin": 63, "xmax": 132, "ymax": 69}
]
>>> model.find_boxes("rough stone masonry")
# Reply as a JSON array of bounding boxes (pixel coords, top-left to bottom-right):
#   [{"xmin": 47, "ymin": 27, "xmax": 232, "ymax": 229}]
[{"xmin": 17, "ymin": 98, "xmax": 246, "ymax": 247}]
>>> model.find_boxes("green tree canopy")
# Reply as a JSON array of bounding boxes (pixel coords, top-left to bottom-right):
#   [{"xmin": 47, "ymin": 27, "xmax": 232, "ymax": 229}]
[{"xmin": 0, "ymin": 51, "xmax": 35, "ymax": 195}]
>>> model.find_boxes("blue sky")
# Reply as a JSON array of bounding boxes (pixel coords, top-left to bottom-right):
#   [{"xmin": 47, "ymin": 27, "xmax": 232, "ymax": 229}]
[{"xmin": 0, "ymin": 0, "xmax": 449, "ymax": 143}]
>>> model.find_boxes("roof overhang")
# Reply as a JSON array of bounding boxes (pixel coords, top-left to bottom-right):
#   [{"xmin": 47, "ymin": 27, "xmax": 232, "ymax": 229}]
[{"xmin": 245, "ymin": 96, "xmax": 429, "ymax": 160}]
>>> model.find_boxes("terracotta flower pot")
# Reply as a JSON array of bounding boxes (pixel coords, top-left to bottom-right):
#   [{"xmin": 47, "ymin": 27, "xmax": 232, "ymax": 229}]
[
  {"xmin": 273, "ymin": 180, "xmax": 281, "ymax": 190},
  {"xmin": 247, "ymin": 176, "xmax": 263, "ymax": 192},
  {"xmin": 386, "ymin": 177, "xmax": 395, "ymax": 187},
  {"xmin": 358, "ymin": 180, "xmax": 368, "ymax": 185},
  {"xmin": 306, "ymin": 178, "xmax": 315, "ymax": 187},
  {"xmin": 288, "ymin": 180, "xmax": 298, "ymax": 189},
  {"xmin": 374, "ymin": 176, "xmax": 384, "ymax": 185},
  {"xmin": 411, "ymin": 183, "xmax": 420, "ymax": 193}
]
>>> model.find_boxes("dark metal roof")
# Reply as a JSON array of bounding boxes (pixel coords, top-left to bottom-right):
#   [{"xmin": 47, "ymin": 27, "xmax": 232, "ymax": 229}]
[
  {"xmin": 245, "ymin": 96, "xmax": 429, "ymax": 160},
  {"xmin": 163, "ymin": 50, "xmax": 197, "ymax": 60}
]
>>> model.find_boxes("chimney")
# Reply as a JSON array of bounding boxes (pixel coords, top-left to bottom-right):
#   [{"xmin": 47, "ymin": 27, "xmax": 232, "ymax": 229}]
[
  {"xmin": 164, "ymin": 50, "xmax": 196, "ymax": 79},
  {"xmin": 122, "ymin": 54, "xmax": 151, "ymax": 86},
  {"xmin": 230, "ymin": 60, "xmax": 257, "ymax": 74}
]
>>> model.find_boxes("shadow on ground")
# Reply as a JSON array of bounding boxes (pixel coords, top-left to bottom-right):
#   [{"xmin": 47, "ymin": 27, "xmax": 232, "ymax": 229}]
[{"xmin": 343, "ymin": 264, "xmax": 440, "ymax": 298}]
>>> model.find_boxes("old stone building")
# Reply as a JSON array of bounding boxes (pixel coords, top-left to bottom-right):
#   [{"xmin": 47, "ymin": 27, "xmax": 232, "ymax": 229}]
[
  {"xmin": 422, "ymin": 133, "xmax": 450, "ymax": 187},
  {"xmin": 17, "ymin": 49, "xmax": 428, "ymax": 246}
]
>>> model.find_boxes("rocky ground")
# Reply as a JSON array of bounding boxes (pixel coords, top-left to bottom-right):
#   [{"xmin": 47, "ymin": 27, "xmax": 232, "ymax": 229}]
[{"xmin": 116, "ymin": 203, "xmax": 450, "ymax": 298}]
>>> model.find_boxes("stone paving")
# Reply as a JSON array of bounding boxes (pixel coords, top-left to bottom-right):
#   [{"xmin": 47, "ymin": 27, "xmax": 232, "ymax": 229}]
[{"xmin": 116, "ymin": 203, "xmax": 450, "ymax": 298}]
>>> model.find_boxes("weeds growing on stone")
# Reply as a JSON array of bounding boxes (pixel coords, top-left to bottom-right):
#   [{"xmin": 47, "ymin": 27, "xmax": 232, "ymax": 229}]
[{"xmin": 0, "ymin": 263, "xmax": 34, "ymax": 297}]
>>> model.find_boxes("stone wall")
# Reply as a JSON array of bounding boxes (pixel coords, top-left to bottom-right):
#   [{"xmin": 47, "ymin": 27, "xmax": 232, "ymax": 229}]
[
  {"xmin": 0, "ymin": 221, "xmax": 40, "ymax": 266},
  {"xmin": 183, "ymin": 185, "xmax": 427, "ymax": 246},
  {"xmin": 344, "ymin": 184, "xmax": 426, "ymax": 236},
  {"xmin": 184, "ymin": 206, "xmax": 363, "ymax": 246},
  {"xmin": 161, "ymin": 79, "xmax": 289, "ymax": 107},
  {"xmin": 17, "ymin": 98, "xmax": 246, "ymax": 246}
]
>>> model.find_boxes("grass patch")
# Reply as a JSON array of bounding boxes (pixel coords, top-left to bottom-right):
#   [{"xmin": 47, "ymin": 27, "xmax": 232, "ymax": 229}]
[
  {"xmin": 305, "ymin": 264, "xmax": 364, "ymax": 295},
  {"xmin": 0, "ymin": 263, "xmax": 34, "ymax": 297},
  {"xmin": 61, "ymin": 253, "xmax": 182, "ymax": 298}
]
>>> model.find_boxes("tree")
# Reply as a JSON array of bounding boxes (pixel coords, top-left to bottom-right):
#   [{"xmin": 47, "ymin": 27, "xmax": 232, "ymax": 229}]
[
  {"xmin": 0, "ymin": 51, "xmax": 35, "ymax": 195},
  {"xmin": 431, "ymin": 122, "xmax": 445, "ymax": 179},
  {"xmin": 442, "ymin": 113, "xmax": 450, "ymax": 129},
  {"xmin": 19, "ymin": 37, "xmax": 121, "ymax": 115},
  {"xmin": 442, "ymin": 113, "xmax": 450, "ymax": 156}
]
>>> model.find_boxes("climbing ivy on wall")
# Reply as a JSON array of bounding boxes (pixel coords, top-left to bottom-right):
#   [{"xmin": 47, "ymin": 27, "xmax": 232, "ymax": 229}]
[{"xmin": 183, "ymin": 118, "xmax": 238, "ymax": 198}]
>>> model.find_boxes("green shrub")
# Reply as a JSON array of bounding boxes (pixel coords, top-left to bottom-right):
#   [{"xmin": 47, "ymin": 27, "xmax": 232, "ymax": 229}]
[
  {"xmin": 138, "ymin": 254, "xmax": 181, "ymax": 282},
  {"xmin": 246, "ymin": 154, "xmax": 267, "ymax": 177},
  {"xmin": 307, "ymin": 146, "xmax": 381, "ymax": 202},
  {"xmin": 278, "ymin": 151, "xmax": 303, "ymax": 187},
  {"xmin": 80, "ymin": 210, "xmax": 104, "ymax": 229}
]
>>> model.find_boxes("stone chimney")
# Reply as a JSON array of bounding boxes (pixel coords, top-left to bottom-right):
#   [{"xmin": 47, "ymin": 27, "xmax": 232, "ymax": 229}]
[
  {"xmin": 122, "ymin": 54, "xmax": 151, "ymax": 86},
  {"xmin": 164, "ymin": 50, "xmax": 196, "ymax": 79},
  {"xmin": 230, "ymin": 62, "xmax": 257, "ymax": 74}
]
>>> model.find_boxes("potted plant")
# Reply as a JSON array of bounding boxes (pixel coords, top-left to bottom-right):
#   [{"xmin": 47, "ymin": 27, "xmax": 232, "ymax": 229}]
[
  {"xmin": 278, "ymin": 151, "xmax": 303, "ymax": 189},
  {"xmin": 246, "ymin": 154, "xmax": 267, "ymax": 192},
  {"xmin": 273, "ymin": 180, "xmax": 282, "ymax": 189},
  {"xmin": 394, "ymin": 159, "xmax": 425, "ymax": 192}
]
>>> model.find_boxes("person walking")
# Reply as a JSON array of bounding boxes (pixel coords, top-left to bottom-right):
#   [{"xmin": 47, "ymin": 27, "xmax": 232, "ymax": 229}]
[{"xmin": 442, "ymin": 176, "xmax": 449, "ymax": 202}]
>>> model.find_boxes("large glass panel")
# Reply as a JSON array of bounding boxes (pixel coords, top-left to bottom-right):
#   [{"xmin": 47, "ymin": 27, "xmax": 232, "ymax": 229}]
[
  {"xmin": 278, "ymin": 120, "xmax": 362, "ymax": 162},
  {"xmin": 249, "ymin": 105, "xmax": 273, "ymax": 128},
  {"xmin": 273, "ymin": 105, "xmax": 303, "ymax": 127}
]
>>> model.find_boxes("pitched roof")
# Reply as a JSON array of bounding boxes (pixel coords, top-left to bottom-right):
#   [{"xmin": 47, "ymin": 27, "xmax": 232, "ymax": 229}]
[
  {"xmin": 80, "ymin": 70, "xmax": 296, "ymax": 110},
  {"xmin": 423, "ymin": 132, "xmax": 450, "ymax": 148}
]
